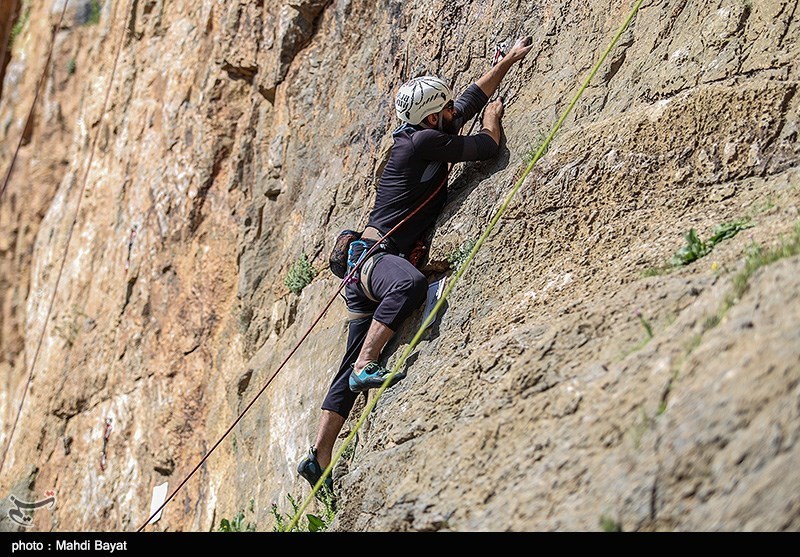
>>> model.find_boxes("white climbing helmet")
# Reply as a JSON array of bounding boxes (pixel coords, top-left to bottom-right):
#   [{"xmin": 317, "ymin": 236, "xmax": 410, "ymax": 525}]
[{"xmin": 394, "ymin": 76, "xmax": 453, "ymax": 125}]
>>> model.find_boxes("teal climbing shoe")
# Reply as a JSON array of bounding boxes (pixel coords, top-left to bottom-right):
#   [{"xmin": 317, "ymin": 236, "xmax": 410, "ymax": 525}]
[{"xmin": 348, "ymin": 362, "xmax": 406, "ymax": 393}]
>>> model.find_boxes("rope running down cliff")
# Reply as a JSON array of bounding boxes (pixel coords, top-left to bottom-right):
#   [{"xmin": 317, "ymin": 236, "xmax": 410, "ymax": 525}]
[
  {"xmin": 0, "ymin": 1, "xmax": 70, "ymax": 204},
  {"xmin": 137, "ymin": 0, "xmax": 645, "ymax": 531},
  {"xmin": 288, "ymin": 0, "xmax": 647, "ymax": 530},
  {"xmin": 135, "ymin": 30, "xmax": 516, "ymax": 533},
  {"xmin": 136, "ymin": 169, "xmax": 454, "ymax": 531},
  {"xmin": 0, "ymin": 0, "xmax": 135, "ymax": 474}
]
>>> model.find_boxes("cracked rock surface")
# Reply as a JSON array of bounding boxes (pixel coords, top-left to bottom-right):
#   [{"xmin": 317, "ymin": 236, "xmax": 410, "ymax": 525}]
[{"xmin": 0, "ymin": 0, "xmax": 798, "ymax": 531}]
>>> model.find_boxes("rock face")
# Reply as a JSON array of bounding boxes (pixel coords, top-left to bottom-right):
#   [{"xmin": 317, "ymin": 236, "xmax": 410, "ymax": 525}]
[
  {"xmin": 0, "ymin": 0, "xmax": 798, "ymax": 531},
  {"xmin": 0, "ymin": 1, "xmax": 21, "ymax": 100}
]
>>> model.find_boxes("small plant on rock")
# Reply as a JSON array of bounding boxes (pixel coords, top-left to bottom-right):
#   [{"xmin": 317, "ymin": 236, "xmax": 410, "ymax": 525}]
[
  {"xmin": 522, "ymin": 125, "xmax": 551, "ymax": 165},
  {"xmin": 644, "ymin": 218, "xmax": 755, "ymax": 276},
  {"xmin": 670, "ymin": 218, "xmax": 753, "ymax": 267},
  {"xmin": 670, "ymin": 228, "xmax": 710, "ymax": 266},
  {"xmin": 218, "ymin": 499, "xmax": 257, "ymax": 532},
  {"xmin": 599, "ymin": 514, "xmax": 622, "ymax": 532},
  {"xmin": 635, "ymin": 309, "xmax": 654, "ymax": 339},
  {"xmin": 8, "ymin": 3, "xmax": 30, "ymax": 50},
  {"xmin": 271, "ymin": 492, "xmax": 335, "ymax": 532},
  {"xmin": 284, "ymin": 253, "xmax": 318, "ymax": 295},
  {"xmin": 86, "ymin": 0, "xmax": 102, "ymax": 25},
  {"xmin": 447, "ymin": 238, "xmax": 477, "ymax": 272},
  {"xmin": 730, "ymin": 221, "xmax": 800, "ymax": 303}
]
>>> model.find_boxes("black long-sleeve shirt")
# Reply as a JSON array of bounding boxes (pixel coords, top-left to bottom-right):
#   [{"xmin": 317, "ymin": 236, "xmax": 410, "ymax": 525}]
[{"xmin": 366, "ymin": 83, "xmax": 498, "ymax": 254}]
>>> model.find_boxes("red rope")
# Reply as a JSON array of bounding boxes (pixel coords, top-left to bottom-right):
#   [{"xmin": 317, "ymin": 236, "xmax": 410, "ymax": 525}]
[
  {"xmin": 136, "ymin": 63, "xmax": 511, "ymax": 529},
  {"xmin": 136, "ymin": 164, "xmax": 452, "ymax": 530}
]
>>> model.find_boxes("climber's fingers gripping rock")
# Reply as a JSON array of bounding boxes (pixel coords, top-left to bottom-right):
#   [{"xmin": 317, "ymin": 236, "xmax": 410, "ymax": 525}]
[{"xmin": 507, "ymin": 36, "xmax": 534, "ymax": 63}]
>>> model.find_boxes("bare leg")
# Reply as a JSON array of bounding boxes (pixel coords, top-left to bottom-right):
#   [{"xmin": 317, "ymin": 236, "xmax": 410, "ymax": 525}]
[
  {"xmin": 312, "ymin": 320, "xmax": 394, "ymax": 468},
  {"xmin": 353, "ymin": 319, "xmax": 394, "ymax": 373},
  {"xmin": 313, "ymin": 410, "xmax": 345, "ymax": 469},
  {"xmin": 312, "ymin": 320, "xmax": 393, "ymax": 467}
]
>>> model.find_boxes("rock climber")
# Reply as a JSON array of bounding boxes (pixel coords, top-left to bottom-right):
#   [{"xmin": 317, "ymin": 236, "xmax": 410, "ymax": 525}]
[{"xmin": 298, "ymin": 36, "xmax": 534, "ymax": 495}]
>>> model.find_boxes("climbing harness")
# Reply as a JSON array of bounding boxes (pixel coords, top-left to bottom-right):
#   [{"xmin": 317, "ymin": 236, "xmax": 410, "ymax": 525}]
[
  {"xmin": 357, "ymin": 250, "xmax": 386, "ymax": 303},
  {"xmin": 287, "ymin": 0, "xmax": 647, "ymax": 530},
  {"xmin": 330, "ymin": 231, "xmax": 394, "ymax": 298},
  {"xmin": 345, "ymin": 236, "xmax": 397, "ymax": 288}
]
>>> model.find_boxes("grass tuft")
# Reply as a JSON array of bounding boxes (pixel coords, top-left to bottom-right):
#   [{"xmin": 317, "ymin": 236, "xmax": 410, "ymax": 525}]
[
  {"xmin": 218, "ymin": 499, "xmax": 257, "ymax": 532},
  {"xmin": 447, "ymin": 239, "xmax": 477, "ymax": 273},
  {"xmin": 86, "ymin": 0, "xmax": 102, "ymax": 25},
  {"xmin": 8, "ymin": 4, "xmax": 30, "ymax": 50},
  {"xmin": 729, "ymin": 222, "xmax": 800, "ymax": 304},
  {"xmin": 285, "ymin": 253, "xmax": 318, "ymax": 295},
  {"xmin": 271, "ymin": 492, "xmax": 336, "ymax": 532},
  {"xmin": 599, "ymin": 514, "xmax": 622, "ymax": 532},
  {"xmin": 643, "ymin": 218, "xmax": 753, "ymax": 276}
]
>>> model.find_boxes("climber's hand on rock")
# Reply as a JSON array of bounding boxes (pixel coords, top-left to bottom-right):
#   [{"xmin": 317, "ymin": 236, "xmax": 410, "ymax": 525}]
[
  {"xmin": 507, "ymin": 36, "xmax": 534, "ymax": 63},
  {"xmin": 485, "ymin": 98, "xmax": 505, "ymax": 122}
]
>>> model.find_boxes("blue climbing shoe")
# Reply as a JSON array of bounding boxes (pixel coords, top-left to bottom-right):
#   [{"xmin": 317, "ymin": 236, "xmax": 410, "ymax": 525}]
[
  {"xmin": 297, "ymin": 447, "xmax": 335, "ymax": 501},
  {"xmin": 348, "ymin": 362, "xmax": 406, "ymax": 393}
]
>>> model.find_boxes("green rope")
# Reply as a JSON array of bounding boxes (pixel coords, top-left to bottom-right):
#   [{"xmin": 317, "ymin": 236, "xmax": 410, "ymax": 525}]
[{"xmin": 288, "ymin": 0, "xmax": 645, "ymax": 531}]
